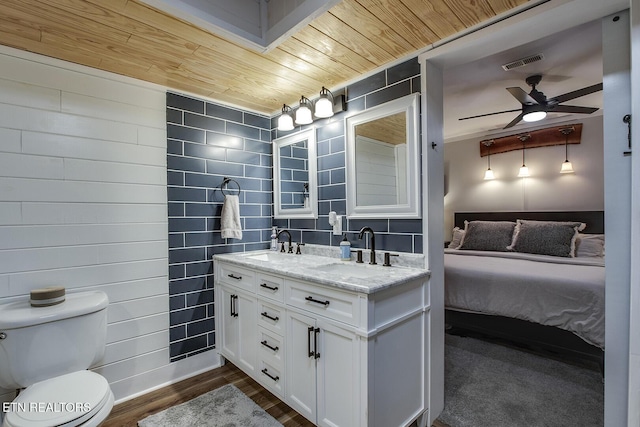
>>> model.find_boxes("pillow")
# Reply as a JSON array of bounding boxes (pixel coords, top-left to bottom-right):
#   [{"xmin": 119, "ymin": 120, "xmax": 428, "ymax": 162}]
[
  {"xmin": 458, "ymin": 220, "xmax": 516, "ymax": 252},
  {"xmin": 575, "ymin": 233, "xmax": 605, "ymax": 258},
  {"xmin": 508, "ymin": 220, "xmax": 586, "ymax": 257},
  {"xmin": 448, "ymin": 227, "xmax": 465, "ymax": 249}
]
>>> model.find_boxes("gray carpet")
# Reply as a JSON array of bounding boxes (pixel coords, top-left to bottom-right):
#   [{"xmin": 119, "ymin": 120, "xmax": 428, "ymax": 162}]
[
  {"xmin": 137, "ymin": 384, "xmax": 283, "ymax": 427},
  {"xmin": 438, "ymin": 334, "xmax": 604, "ymax": 427}
]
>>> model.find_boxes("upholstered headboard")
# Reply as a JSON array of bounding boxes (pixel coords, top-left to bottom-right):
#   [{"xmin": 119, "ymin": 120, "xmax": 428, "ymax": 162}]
[{"xmin": 454, "ymin": 211, "xmax": 605, "ymax": 234}]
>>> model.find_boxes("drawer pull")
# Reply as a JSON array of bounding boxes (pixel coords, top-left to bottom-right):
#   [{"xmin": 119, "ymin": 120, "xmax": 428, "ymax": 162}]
[
  {"xmin": 261, "ymin": 340, "xmax": 279, "ymax": 352},
  {"xmin": 261, "ymin": 311, "xmax": 279, "ymax": 322},
  {"xmin": 314, "ymin": 327, "xmax": 320, "ymax": 359},
  {"xmin": 260, "ymin": 283, "xmax": 279, "ymax": 291},
  {"xmin": 227, "ymin": 273, "xmax": 242, "ymax": 280},
  {"xmin": 261, "ymin": 368, "xmax": 279, "ymax": 382},
  {"xmin": 305, "ymin": 296, "xmax": 330, "ymax": 306},
  {"xmin": 308, "ymin": 326, "xmax": 315, "ymax": 358}
]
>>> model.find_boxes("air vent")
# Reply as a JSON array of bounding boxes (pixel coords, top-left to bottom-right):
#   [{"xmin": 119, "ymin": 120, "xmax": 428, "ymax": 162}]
[{"xmin": 502, "ymin": 53, "xmax": 545, "ymax": 71}]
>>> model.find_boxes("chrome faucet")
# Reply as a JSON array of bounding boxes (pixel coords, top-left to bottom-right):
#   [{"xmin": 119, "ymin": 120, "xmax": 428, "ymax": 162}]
[
  {"xmin": 358, "ymin": 226, "xmax": 376, "ymax": 265},
  {"xmin": 277, "ymin": 229, "xmax": 293, "ymax": 253}
]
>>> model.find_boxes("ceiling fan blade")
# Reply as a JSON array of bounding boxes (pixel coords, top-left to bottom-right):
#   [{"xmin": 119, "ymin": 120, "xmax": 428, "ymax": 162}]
[
  {"xmin": 506, "ymin": 87, "xmax": 538, "ymax": 105},
  {"xmin": 548, "ymin": 105, "xmax": 599, "ymax": 114},
  {"xmin": 550, "ymin": 83, "xmax": 603, "ymax": 104},
  {"xmin": 458, "ymin": 108, "xmax": 522, "ymax": 121},
  {"xmin": 503, "ymin": 112, "xmax": 525, "ymax": 129}
]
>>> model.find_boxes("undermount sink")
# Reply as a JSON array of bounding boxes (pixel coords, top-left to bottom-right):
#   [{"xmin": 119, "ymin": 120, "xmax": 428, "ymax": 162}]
[
  {"xmin": 239, "ymin": 252, "xmax": 289, "ymax": 262},
  {"xmin": 311, "ymin": 262, "xmax": 382, "ymax": 279}
]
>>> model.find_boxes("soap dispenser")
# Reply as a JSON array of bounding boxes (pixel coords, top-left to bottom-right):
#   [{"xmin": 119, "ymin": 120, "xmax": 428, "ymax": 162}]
[
  {"xmin": 340, "ymin": 234, "xmax": 351, "ymax": 261},
  {"xmin": 270, "ymin": 227, "xmax": 278, "ymax": 251}
]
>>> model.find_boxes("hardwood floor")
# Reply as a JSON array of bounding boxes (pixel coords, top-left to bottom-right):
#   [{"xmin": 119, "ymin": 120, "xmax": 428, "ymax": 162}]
[{"xmin": 103, "ymin": 361, "xmax": 448, "ymax": 427}]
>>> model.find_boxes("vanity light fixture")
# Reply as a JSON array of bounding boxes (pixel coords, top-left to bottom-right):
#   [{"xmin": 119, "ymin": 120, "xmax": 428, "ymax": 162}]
[
  {"xmin": 517, "ymin": 133, "xmax": 531, "ymax": 177},
  {"xmin": 277, "ymin": 104, "xmax": 294, "ymax": 131},
  {"xmin": 559, "ymin": 126, "xmax": 575, "ymax": 174},
  {"xmin": 482, "ymin": 140, "xmax": 495, "ymax": 180},
  {"xmin": 314, "ymin": 87, "xmax": 335, "ymax": 118},
  {"xmin": 294, "ymin": 96, "xmax": 313, "ymax": 125}
]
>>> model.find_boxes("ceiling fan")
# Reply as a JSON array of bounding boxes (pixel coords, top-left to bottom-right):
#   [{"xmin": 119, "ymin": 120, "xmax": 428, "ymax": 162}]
[{"xmin": 459, "ymin": 74, "xmax": 603, "ymax": 129}]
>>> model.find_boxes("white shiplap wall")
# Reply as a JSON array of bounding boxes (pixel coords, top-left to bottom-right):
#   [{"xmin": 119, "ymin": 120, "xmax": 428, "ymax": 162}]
[{"xmin": 0, "ymin": 46, "xmax": 216, "ymax": 407}]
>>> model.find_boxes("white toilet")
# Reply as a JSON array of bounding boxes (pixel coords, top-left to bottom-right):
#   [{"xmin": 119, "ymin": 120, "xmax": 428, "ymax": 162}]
[{"xmin": 0, "ymin": 291, "xmax": 114, "ymax": 427}]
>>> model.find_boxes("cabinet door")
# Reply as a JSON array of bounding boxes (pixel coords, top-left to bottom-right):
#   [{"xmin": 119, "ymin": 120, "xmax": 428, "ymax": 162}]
[
  {"xmin": 219, "ymin": 285, "xmax": 240, "ymax": 361},
  {"xmin": 285, "ymin": 311, "xmax": 317, "ymax": 423},
  {"xmin": 236, "ymin": 291, "xmax": 257, "ymax": 374},
  {"xmin": 219, "ymin": 285, "xmax": 256, "ymax": 375},
  {"xmin": 316, "ymin": 320, "xmax": 360, "ymax": 427}
]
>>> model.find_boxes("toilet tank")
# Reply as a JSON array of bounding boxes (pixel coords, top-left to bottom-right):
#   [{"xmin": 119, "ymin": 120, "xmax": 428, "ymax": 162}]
[{"xmin": 0, "ymin": 291, "xmax": 108, "ymax": 389}]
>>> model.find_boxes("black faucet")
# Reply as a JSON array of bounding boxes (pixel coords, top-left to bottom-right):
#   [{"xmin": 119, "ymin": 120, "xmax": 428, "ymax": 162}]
[
  {"xmin": 358, "ymin": 226, "xmax": 376, "ymax": 265},
  {"xmin": 277, "ymin": 229, "xmax": 293, "ymax": 253}
]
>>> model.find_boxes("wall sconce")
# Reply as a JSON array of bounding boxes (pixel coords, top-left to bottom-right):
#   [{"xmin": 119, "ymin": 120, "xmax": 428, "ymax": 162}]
[
  {"xmin": 559, "ymin": 126, "xmax": 575, "ymax": 173},
  {"xmin": 315, "ymin": 87, "xmax": 335, "ymax": 118},
  {"xmin": 295, "ymin": 96, "xmax": 313, "ymax": 125},
  {"xmin": 277, "ymin": 104, "xmax": 294, "ymax": 131},
  {"xmin": 482, "ymin": 140, "xmax": 495, "ymax": 180},
  {"xmin": 517, "ymin": 133, "xmax": 531, "ymax": 177}
]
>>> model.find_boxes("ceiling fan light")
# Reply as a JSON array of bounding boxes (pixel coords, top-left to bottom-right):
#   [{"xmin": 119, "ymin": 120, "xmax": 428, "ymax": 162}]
[
  {"xmin": 484, "ymin": 168, "xmax": 495, "ymax": 180},
  {"xmin": 518, "ymin": 165, "xmax": 530, "ymax": 178},
  {"xmin": 560, "ymin": 160, "xmax": 574, "ymax": 174},
  {"xmin": 314, "ymin": 87, "xmax": 334, "ymax": 118},
  {"xmin": 523, "ymin": 110, "xmax": 547, "ymax": 122}
]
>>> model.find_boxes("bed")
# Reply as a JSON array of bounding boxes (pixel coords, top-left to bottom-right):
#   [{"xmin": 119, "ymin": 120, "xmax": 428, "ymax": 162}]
[{"xmin": 444, "ymin": 211, "xmax": 605, "ymax": 363}]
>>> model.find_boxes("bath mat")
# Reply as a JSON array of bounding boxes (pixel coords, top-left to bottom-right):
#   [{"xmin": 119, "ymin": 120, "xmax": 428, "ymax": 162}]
[{"xmin": 137, "ymin": 384, "xmax": 283, "ymax": 427}]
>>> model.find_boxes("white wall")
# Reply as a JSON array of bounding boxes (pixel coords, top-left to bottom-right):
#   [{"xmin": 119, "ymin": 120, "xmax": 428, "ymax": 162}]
[
  {"xmin": 443, "ymin": 115, "xmax": 604, "ymax": 238},
  {"xmin": 0, "ymin": 46, "xmax": 214, "ymax": 407}
]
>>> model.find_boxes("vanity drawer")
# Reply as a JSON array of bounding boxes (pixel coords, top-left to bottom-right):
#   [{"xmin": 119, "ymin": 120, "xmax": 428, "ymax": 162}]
[
  {"xmin": 256, "ymin": 273, "xmax": 284, "ymax": 303},
  {"xmin": 257, "ymin": 300, "xmax": 285, "ymax": 336},
  {"xmin": 218, "ymin": 263, "xmax": 255, "ymax": 293},
  {"xmin": 257, "ymin": 358, "xmax": 284, "ymax": 398},
  {"xmin": 258, "ymin": 327, "xmax": 284, "ymax": 368},
  {"xmin": 286, "ymin": 279, "xmax": 360, "ymax": 326}
]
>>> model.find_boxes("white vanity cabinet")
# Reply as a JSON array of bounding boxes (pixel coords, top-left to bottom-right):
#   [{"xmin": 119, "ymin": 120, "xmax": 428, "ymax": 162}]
[{"xmin": 214, "ymin": 254, "xmax": 430, "ymax": 427}]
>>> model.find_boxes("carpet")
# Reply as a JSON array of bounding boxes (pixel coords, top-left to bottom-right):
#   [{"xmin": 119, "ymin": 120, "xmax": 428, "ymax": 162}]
[
  {"xmin": 437, "ymin": 334, "xmax": 604, "ymax": 427},
  {"xmin": 137, "ymin": 384, "xmax": 283, "ymax": 427}
]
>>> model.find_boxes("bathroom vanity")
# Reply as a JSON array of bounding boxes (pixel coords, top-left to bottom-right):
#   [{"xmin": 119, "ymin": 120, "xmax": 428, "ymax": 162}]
[{"xmin": 214, "ymin": 248, "xmax": 431, "ymax": 427}]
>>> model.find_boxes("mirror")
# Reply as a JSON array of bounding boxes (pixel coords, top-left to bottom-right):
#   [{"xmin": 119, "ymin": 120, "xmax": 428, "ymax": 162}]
[
  {"xmin": 346, "ymin": 93, "xmax": 420, "ymax": 218},
  {"xmin": 273, "ymin": 128, "xmax": 318, "ymax": 219}
]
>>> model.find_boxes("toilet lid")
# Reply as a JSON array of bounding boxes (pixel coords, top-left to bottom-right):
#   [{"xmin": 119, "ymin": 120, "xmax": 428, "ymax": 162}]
[{"xmin": 5, "ymin": 371, "xmax": 111, "ymax": 427}]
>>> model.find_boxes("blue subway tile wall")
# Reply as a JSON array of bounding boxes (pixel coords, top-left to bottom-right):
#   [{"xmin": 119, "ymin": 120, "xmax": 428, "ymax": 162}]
[
  {"xmin": 167, "ymin": 92, "xmax": 272, "ymax": 361},
  {"xmin": 272, "ymin": 58, "xmax": 423, "ymax": 254}
]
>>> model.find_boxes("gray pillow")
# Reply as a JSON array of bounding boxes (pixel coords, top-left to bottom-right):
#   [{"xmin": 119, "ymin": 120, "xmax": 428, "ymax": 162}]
[
  {"xmin": 508, "ymin": 220, "xmax": 586, "ymax": 257},
  {"xmin": 458, "ymin": 220, "xmax": 516, "ymax": 252}
]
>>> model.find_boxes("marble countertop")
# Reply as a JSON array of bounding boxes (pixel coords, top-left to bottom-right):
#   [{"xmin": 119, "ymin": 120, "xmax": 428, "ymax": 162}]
[{"xmin": 213, "ymin": 248, "xmax": 430, "ymax": 294}]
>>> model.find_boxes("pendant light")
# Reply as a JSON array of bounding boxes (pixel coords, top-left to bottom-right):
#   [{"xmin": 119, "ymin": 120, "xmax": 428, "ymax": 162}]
[
  {"xmin": 277, "ymin": 104, "xmax": 294, "ymax": 131},
  {"xmin": 294, "ymin": 96, "xmax": 313, "ymax": 125},
  {"xmin": 314, "ymin": 87, "xmax": 334, "ymax": 118},
  {"xmin": 517, "ymin": 134, "xmax": 531, "ymax": 177},
  {"xmin": 559, "ymin": 126, "xmax": 575, "ymax": 174},
  {"xmin": 482, "ymin": 140, "xmax": 495, "ymax": 180}
]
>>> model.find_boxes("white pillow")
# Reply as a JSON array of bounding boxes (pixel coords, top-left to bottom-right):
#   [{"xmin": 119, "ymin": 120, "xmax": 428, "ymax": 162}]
[
  {"xmin": 448, "ymin": 227, "xmax": 465, "ymax": 249},
  {"xmin": 575, "ymin": 233, "xmax": 605, "ymax": 257}
]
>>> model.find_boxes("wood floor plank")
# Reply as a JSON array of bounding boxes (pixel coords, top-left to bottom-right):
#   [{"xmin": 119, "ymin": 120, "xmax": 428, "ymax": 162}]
[{"xmin": 102, "ymin": 361, "xmax": 439, "ymax": 426}]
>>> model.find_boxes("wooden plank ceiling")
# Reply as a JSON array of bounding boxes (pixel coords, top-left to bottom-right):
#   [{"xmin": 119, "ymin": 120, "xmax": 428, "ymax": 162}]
[{"xmin": 0, "ymin": 0, "xmax": 528, "ymax": 116}]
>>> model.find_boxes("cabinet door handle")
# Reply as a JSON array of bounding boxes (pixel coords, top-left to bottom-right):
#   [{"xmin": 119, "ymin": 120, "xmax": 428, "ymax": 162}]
[
  {"xmin": 260, "ymin": 283, "xmax": 278, "ymax": 291},
  {"xmin": 314, "ymin": 327, "xmax": 320, "ymax": 359},
  {"xmin": 261, "ymin": 368, "xmax": 279, "ymax": 382},
  {"xmin": 305, "ymin": 296, "xmax": 330, "ymax": 306},
  {"xmin": 307, "ymin": 326, "xmax": 315, "ymax": 358},
  {"xmin": 261, "ymin": 340, "xmax": 279, "ymax": 352},
  {"xmin": 230, "ymin": 294, "xmax": 238, "ymax": 317},
  {"xmin": 228, "ymin": 273, "xmax": 242, "ymax": 280},
  {"xmin": 260, "ymin": 311, "xmax": 279, "ymax": 322}
]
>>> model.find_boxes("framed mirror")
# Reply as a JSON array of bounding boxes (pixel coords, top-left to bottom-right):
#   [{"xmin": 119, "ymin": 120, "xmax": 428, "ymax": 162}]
[
  {"xmin": 345, "ymin": 93, "xmax": 420, "ymax": 218},
  {"xmin": 273, "ymin": 128, "xmax": 318, "ymax": 219}
]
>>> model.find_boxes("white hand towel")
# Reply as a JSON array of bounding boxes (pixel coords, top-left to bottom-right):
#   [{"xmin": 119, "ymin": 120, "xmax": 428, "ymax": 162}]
[{"xmin": 221, "ymin": 195, "xmax": 242, "ymax": 239}]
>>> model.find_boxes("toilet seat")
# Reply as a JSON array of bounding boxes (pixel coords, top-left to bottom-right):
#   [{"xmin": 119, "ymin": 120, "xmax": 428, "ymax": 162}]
[{"xmin": 3, "ymin": 371, "xmax": 113, "ymax": 427}]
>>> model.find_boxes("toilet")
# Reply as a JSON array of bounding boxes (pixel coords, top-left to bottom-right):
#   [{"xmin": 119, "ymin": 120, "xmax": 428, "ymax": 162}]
[{"xmin": 0, "ymin": 291, "xmax": 114, "ymax": 427}]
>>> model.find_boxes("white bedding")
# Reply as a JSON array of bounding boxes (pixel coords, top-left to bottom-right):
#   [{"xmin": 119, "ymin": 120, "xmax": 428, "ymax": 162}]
[{"xmin": 444, "ymin": 249, "xmax": 605, "ymax": 348}]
